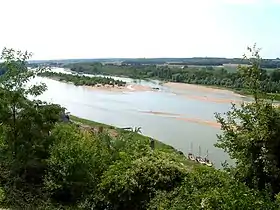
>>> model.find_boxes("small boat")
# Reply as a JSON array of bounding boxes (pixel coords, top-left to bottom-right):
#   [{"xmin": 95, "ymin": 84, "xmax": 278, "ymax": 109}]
[
  {"xmin": 188, "ymin": 153, "xmax": 196, "ymax": 161},
  {"xmin": 196, "ymin": 145, "xmax": 209, "ymax": 165},
  {"xmin": 188, "ymin": 142, "xmax": 196, "ymax": 161},
  {"xmin": 205, "ymin": 159, "xmax": 213, "ymax": 167},
  {"xmin": 195, "ymin": 146, "xmax": 205, "ymax": 164},
  {"xmin": 196, "ymin": 156, "xmax": 206, "ymax": 165},
  {"xmin": 204, "ymin": 150, "xmax": 213, "ymax": 167}
]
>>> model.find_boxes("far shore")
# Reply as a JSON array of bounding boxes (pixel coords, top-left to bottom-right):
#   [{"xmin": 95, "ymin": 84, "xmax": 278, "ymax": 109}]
[
  {"xmin": 42, "ymin": 74, "xmax": 280, "ymax": 106},
  {"xmin": 164, "ymin": 82, "xmax": 280, "ymax": 104},
  {"xmin": 41, "ymin": 76, "xmax": 155, "ymax": 92},
  {"xmin": 164, "ymin": 82, "xmax": 245, "ymax": 98},
  {"xmin": 84, "ymin": 84, "xmax": 154, "ymax": 92}
]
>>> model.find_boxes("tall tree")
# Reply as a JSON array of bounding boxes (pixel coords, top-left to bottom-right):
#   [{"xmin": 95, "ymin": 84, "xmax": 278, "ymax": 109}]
[
  {"xmin": 215, "ymin": 44, "xmax": 280, "ymax": 197},
  {"xmin": 0, "ymin": 48, "xmax": 63, "ymax": 208}
]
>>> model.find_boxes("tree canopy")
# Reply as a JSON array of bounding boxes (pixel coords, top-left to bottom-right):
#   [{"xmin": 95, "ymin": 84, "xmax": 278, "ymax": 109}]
[
  {"xmin": 215, "ymin": 45, "xmax": 280, "ymax": 198},
  {"xmin": 39, "ymin": 71, "xmax": 126, "ymax": 87}
]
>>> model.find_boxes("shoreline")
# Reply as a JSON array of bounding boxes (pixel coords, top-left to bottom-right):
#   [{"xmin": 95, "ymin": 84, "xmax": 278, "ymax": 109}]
[
  {"xmin": 44, "ymin": 74, "xmax": 245, "ymax": 96},
  {"xmin": 69, "ymin": 115, "xmax": 216, "ymax": 168},
  {"xmin": 84, "ymin": 83, "xmax": 153, "ymax": 92},
  {"xmin": 163, "ymin": 82, "xmax": 245, "ymax": 98},
  {"xmin": 164, "ymin": 82, "xmax": 280, "ymax": 102},
  {"xmin": 48, "ymin": 68, "xmax": 280, "ymax": 100},
  {"xmin": 41, "ymin": 76, "xmax": 155, "ymax": 92},
  {"xmin": 163, "ymin": 82, "xmax": 280, "ymax": 105},
  {"xmin": 42, "ymin": 73, "xmax": 280, "ymax": 105},
  {"xmin": 69, "ymin": 115, "xmax": 199, "ymax": 164}
]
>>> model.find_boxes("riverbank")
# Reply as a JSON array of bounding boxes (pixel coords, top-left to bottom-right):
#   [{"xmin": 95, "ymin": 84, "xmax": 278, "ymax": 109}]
[
  {"xmin": 39, "ymin": 73, "xmax": 155, "ymax": 92},
  {"xmin": 47, "ymin": 68, "xmax": 279, "ymax": 99},
  {"xmin": 164, "ymin": 82, "xmax": 244, "ymax": 96},
  {"xmin": 164, "ymin": 82, "xmax": 280, "ymax": 104},
  {"xmin": 69, "ymin": 115, "xmax": 200, "ymax": 166},
  {"xmin": 164, "ymin": 82, "xmax": 246, "ymax": 104},
  {"xmin": 84, "ymin": 83, "xmax": 153, "ymax": 92}
]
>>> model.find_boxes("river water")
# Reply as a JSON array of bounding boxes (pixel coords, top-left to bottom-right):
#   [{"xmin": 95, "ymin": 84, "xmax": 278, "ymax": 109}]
[{"xmin": 32, "ymin": 68, "xmax": 251, "ymax": 167}]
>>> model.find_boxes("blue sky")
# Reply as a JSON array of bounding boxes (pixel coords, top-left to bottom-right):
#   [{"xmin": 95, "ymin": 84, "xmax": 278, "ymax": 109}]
[
  {"xmin": 0, "ymin": 0, "xmax": 279, "ymax": 59},
  {"xmin": 215, "ymin": 0, "xmax": 280, "ymax": 58}
]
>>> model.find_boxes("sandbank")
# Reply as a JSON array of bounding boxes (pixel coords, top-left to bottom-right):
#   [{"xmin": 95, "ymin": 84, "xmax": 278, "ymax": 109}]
[
  {"xmin": 164, "ymin": 82, "xmax": 244, "ymax": 97},
  {"xmin": 84, "ymin": 84, "xmax": 154, "ymax": 92}
]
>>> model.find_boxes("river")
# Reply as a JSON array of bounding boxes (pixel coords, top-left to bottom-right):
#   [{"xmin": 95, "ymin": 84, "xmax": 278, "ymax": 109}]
[{"xmin": 31, "ymin": 68, "xmax": 252, "ymax": 167}]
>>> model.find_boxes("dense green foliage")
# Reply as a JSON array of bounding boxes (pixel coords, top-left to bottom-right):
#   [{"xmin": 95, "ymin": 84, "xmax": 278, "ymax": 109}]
[
  {"xmin": 0, "ymin": 47, "xmax": 280, "ymax": 209},
  {"xmin": 0, "ymin": 48, "xmax": 65, "ymax": 208},
  {"xmin": 119, "ymin": 57, "xmax": 280, "ymax": 68},
  {"xmin": 39, "ymin": 71, "xmax": 126, "ymax": 87},
  {"xmin": 65, "ymin": 62, "xmax": 280, "ymax": 96},
  {"xmin": 0, "ymin": 64, "xmax": 6, "ymax": 76},
  {"xmin": 148, "ymin": 167, "xmax": 276, "ymax": 210},
  {"xmin": 215, "ymin": 45, "xmax": 280, "ymax": 199}
]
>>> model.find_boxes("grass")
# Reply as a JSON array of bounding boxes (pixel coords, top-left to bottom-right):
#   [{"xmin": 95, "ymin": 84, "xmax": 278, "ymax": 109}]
[
  {"xmin": 70, "ymin": 115, "xmax": 178, "ymax": 153},
  {"xmin": 70, "ymin": 115, "xmax": 115, "ymax": 129},
  {"xmin": 70, "ymin": 115, "xmax": 198, "ymax": 167}
]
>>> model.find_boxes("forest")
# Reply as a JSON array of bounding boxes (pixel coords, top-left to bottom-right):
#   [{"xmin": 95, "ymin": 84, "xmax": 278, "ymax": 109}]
[
  {"xmin": 38, "ymin": 71, "xmax": 126, "ymax": 87},
  {"xmin": 1, "ymin": 46, "xmax": 280, "ymax": 209},
  {"xmin": 65, "ymin": 62, "xmax": 280, "ymax": 97},
  {"xmin": 28, "ymin": 57, "xmax": 280, "ymax": 68}
]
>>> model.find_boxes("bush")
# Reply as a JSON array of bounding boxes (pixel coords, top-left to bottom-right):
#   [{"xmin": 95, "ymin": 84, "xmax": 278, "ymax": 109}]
[
  {"xmin": 148, "ymin": 167, "xmax": 276, "ymax": 210},
  {"xmin": 99, "ymin": 151, "xmax": 188, "ymax": 210},
  {"xmin": 45, "ymin": 124, "xmax": 114, "ymax": 206}
]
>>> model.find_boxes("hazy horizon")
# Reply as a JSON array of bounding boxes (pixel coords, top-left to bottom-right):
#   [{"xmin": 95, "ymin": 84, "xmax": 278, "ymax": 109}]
[
  {"xmin": 1, "ymin": 0, "xmax": 280, "ymax": 60},
  {"xmin": 27, "ymin": 56, "xmax": 265, "ymax": 62}
]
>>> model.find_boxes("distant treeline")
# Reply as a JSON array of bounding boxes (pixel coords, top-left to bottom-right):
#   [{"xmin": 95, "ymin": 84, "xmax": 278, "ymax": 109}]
[
  {"xmin": 38, "ymin": 71, "xmax": 126, "ymax": 87},
  {"xmin": 28, "ymin": 57, "xmax": 280, "ymax": 68},
  {"xmin": 65, "ymin": 62, "xmax": 280, "ymax": 95},
  {"xmin": 121, "ymin": 58, "xmax": 280, "ymax": 68}
]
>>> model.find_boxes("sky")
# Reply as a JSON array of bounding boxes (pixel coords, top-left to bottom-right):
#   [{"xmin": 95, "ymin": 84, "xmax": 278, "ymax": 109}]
[{"xmin": 0, "ymin": 0, "xmax": 280, "ymax": 60}]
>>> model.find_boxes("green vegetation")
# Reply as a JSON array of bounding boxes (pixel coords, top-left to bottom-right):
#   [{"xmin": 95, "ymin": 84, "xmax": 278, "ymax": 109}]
[
  {"xmin": 65, "ymin": 60, "xmax": 280, "ymax": 99},
  {"xmin": 1, "ymin": 46, "xmax": 280, "ymax": 209},
  {"xmin": 28, "ymin": 57, "xmax": 280, "ymax": 69},
  {"xmin": 215, "ymin": 45, "xmax": 280, "ymax": 199},
  {"xmin": 69, "ymin": 115, "xmax": 181, "ymax": 154},
  {"xmin": 65, "ymin": 62, "xmax": 152, "ymax": 79},
  {"xmin": 39, "ymin": 71, "xmax": 126, "ymax": 87}
]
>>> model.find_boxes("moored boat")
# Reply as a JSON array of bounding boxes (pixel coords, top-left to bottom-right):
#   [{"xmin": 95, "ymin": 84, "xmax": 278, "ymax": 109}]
[
  {"xmin": 205, "ymin": 159, "xmax": 213, "ymax": 167},
  {"xmin": 196, "ymin": 145, "xmax": 206, "ymax": 164},
  {"xmin": 188, "ymin": 152, "xmax": 196, "ymax": 161},
  {"xmin": 204, "ymin": 150, "xmax": 213, "ymax": 167},
  {"xmin": 187, "ymin": 142, "xmax": 196, "ymax": 161}
]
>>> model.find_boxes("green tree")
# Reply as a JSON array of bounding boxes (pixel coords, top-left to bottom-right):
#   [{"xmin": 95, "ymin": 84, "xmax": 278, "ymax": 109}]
[
  {"xmin": 270, "ymin": 69, "xmax": 280, "ymax": 82},
  {"xmin": 0, "ymin": 48, "xmax": 63, "ymax": 208},
  {"xmin": 46, "ymin": 124, "xmax": 100, "ymax": 206},
  {"xmin": 215, "ymin": 45, "xmax": 280, "ymax": 197},
  {"xmin": 99, "ymin": 151, "xmax": 188, "ymax": 210},
  {"xmin": 148, "ymin": 167, "xmax": 276, "ymax": 210}
]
